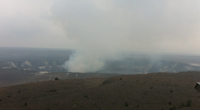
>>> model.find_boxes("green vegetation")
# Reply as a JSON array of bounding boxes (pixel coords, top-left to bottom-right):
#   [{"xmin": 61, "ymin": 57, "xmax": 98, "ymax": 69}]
[
  {"xmin": 179, "ymin": 100, "xmax": 192, "ymax": 108},
  {"xmin": 124, "ymin": 102, "xmax": 128, "ymax": 106},
  {"xmin": 170, "ymin": 106, "xmax": 176, "ymax": 110},
  {"xmin": 186, "ymin": 100, "xmax": 192, "ymax": 107},
  {"xmin": 24, "ymin": 102, "xmax": 27, "ymax": 106},
  {"xmin": 48, "ymin": 89, "xmax": 57, "ymax": 92},
  {"xmin": 83, "ymin": 95, "xmax": 89, "ymax": 99},
  {"xmin": 55, "ymin": 77, "xmax": 59, "ymax": 80}
]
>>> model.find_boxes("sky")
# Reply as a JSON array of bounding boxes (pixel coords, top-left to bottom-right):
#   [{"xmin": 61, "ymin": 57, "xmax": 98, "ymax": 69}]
[{"xmin": 1, "ymin": 0, "xmax": 200, "ymax": 72}]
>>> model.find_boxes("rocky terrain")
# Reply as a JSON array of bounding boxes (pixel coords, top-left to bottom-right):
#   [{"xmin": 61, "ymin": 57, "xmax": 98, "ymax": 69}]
[
  {"xmin": 0, "ymin": 71, "xmax": 200, "ymax": 110},
  {"xmin": 0, "ymin": 69, "xmax": 120, "ymax": 87}
]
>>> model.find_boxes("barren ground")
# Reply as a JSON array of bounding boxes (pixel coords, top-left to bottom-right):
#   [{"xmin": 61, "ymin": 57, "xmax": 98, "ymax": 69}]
[{"xmin": 0, "ymin": 72, "xmax": 200, "ymax": 110}]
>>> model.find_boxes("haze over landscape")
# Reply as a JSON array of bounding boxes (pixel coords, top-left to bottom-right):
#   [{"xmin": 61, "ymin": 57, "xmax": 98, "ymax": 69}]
[
  {"xmin": 1, "ymin": 1, "xmax": 200, "ymax": 109},
  {"xmin": 1, "ymin": 0, "xmax": 200, "ymax": 72}
]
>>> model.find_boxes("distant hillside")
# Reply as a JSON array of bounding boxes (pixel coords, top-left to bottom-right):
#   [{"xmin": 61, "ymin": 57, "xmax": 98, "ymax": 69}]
[{"xmin": 0, "ymin": 72, "xmax": 200, "ymax": 110}]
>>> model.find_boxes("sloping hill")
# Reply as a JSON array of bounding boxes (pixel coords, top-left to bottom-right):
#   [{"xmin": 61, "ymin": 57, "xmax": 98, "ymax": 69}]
[
  {"xmin": 0, "ymin": 72, "xmax": 200, "ymax": 110},
  {"xmin": 0, "ymin": 69, "xmax": 120, "ymax": 87}
]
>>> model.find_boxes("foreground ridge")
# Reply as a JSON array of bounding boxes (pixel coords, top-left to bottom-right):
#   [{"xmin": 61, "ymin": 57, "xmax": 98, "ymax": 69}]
[{"xmin": 0, "ymin": 72, "xmax": 200, "ymax": 110}]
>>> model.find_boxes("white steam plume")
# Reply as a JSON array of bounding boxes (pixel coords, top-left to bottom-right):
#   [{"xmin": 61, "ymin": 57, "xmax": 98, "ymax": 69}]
[{"xmin": 50, "ymin": 0, "xmax": 200, "ymax": 72}]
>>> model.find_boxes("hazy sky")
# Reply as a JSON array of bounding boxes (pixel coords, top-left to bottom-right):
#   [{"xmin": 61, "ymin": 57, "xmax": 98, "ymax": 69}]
[
  {"xmin": 1, "ymin": 0, "xmax": 200, "ymax": 72},
  {"xmin": 0, "ymin": 0, "xmax": 200, "ymax": 53}
]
